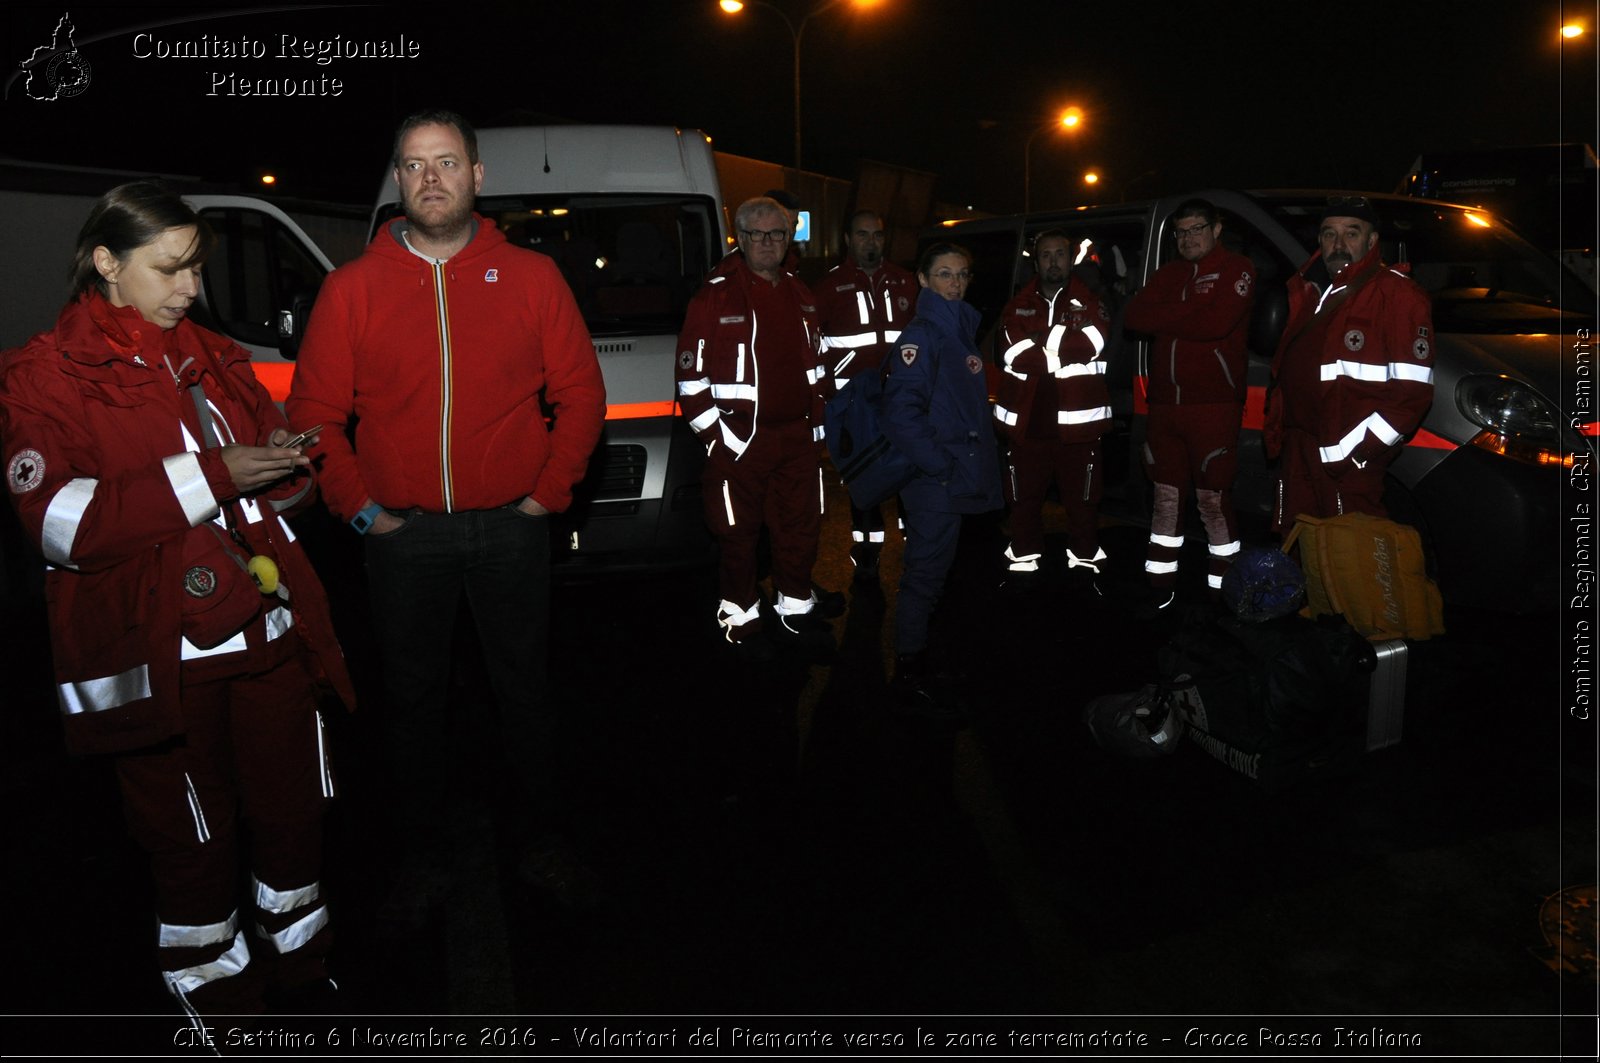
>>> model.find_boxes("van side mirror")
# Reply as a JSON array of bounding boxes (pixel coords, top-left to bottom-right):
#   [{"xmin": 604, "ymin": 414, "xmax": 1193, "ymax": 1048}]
[
  {"xmin": 275, "ymin": 287, "xmax": 319, "ymax": 361},
  {"xmin": 1250, "ymin": 284, "xmax": 1288, "ymax": 356}
]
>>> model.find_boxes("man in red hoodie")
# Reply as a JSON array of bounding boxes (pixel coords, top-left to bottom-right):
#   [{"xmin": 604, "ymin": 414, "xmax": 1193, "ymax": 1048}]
[
  {"xmin": 1124, "ymin": 198, "xmax": 1256, "ymax": 611},
  {"xmin": 288, "ymin": 109, "xmax": 607, "ymax": 916}
]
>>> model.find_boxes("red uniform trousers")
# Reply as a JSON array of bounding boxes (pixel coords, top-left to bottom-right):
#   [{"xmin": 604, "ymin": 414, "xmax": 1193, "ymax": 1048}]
[
  {"xmin": 701, "ymin": 419, "xmax": 823, "ymax": 638},
  {"xmin": 1143, "ymin": 401, "xmax": 1243, "ymax": 591},
  {"xmin": 1006, "ymin": 437, "xmax": 1102, "ymax": 564},
  {"xmin": 1273, "ymin": 427, "xmax": 1389, "ymax": 531},
  {"xmin": 114, "ymin": 647, "xmax": 334, "ymax": 1018}
]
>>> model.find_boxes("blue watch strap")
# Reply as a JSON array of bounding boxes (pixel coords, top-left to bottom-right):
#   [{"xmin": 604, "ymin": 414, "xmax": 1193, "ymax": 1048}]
[{"xmin": 351, "ymin": 502, "xmax": 384, "ymax": 534}]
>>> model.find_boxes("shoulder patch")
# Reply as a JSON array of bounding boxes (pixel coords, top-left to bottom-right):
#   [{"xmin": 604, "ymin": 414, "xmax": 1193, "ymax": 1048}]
[
  {"xmin": 896, "ymin": 295, "xmax": 911, "ymax": 312},
  {"xmin": 1413, "ymin": 337, "xmax": 1431, "ymax": 360},
  {"xmin": 900, "ymin": 343, "xmax": 919, "ymax": 367},
  {"xmin": 719, "ymin": 315, "xmax": 747, "ymax": 325},
  {"xmin": 966, "ymin": 354, "xmax": 983, "ymax": 375},
  {"xmin": 678, "ymin": 350, "xmax": 693, "ymax": 370},
  {"xmin": 835, "ymin": 283, "xmax": 857, "ymax": 293},
  {"xmin": 1235, "ymin": 271, "xmax": 1253, "ymax": 296},
  {"xmin": 1343, "ymin": 329, "xmax": 1365, "ymax": 352},
  {"xmin": 7, "ymin": 449, "xmax": 44, "ymax": 494},
  {"xmin": 1013, "ymin": 307, "xmax": 1037, "ymax": 317}
]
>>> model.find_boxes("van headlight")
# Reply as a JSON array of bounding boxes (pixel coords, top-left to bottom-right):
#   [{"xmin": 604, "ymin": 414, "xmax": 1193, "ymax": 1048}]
[{"xmin": 1457, "ymin": 374, "xmax": 1586, "ymax": 467}]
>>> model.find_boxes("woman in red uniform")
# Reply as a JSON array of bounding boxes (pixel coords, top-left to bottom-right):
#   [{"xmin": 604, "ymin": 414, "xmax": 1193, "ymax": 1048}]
[{"xmin": 0, "ymin": 182, "xmax": 354, "ymax": 1030}]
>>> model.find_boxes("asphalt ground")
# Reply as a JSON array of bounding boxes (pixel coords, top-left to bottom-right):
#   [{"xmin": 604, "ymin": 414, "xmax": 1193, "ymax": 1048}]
[{"xmin": 2, "ymin": 473, "xmax": 1596, "ymax": 1058}]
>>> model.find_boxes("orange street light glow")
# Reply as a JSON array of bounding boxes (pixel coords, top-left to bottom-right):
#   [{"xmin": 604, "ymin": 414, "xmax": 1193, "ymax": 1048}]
[
  {"xmin": 720, "ymin": 1, "xmax": 744, "ymax": 12},
  {"xmin": 1060, "ymin": 106, "xmax": 1084, "ymax": 129},
  {"xmin": 260, "ymin": 174, "xmax": 276, "ymax": 185},
  {"xmin": 1083, "ymin": 171, "xmax": 1099, "ymax": 184},
  {"xmin": 1561, "ymin": 24, "xmax": 1584, "ymax": 38}
]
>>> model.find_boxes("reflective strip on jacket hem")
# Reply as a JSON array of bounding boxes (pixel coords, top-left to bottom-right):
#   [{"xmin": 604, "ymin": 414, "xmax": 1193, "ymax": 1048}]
[
  {"xmin": 1058, "ymin": 405, "xmax": 1112, "ymax": 425},
  {"xmin": 59, "ymin": 664, "xmax": 151, "ymax": 715}
]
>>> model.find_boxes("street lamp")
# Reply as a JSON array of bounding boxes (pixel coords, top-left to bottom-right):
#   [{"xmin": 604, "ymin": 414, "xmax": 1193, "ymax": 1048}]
[
  {"xmin": 1023, "ymin": 107, "xmax": 1084, "ymax": 213},
  {"xmin": 718, "ymin": 0, "xmax": 883, "ymax": 172}
]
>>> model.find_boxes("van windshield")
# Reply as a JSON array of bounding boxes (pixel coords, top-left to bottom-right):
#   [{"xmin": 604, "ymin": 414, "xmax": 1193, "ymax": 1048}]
[
  {"xmin": 376, "ymin": 194, "xmax": 722, "ymax": 337},
  {"xmin": 1257, "ymin": 195, "xmax": 1595, "ymax": 334}
]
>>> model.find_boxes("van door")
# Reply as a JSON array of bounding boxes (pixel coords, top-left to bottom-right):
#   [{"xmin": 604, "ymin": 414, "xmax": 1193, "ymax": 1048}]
[{"xmin": 184, "ymin": 195, "xmax": 335, "ymax": 402}]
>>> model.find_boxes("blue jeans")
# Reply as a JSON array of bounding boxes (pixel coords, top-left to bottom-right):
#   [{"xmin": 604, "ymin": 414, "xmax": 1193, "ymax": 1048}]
[{"xmin": 364, "ymin": 506, "xmax": 554, "ymax": 861}]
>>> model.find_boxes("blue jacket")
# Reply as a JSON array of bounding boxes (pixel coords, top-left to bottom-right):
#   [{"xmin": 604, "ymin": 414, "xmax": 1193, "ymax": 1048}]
[{"xmin": 882, "ymin": 289, "xmax": 1003, "ymax": 514}]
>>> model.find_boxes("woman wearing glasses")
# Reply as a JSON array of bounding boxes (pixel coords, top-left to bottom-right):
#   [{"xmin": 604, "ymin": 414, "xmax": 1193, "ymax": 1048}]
[{"xmin": 880, "ymin": 242, "xmax": 1002, "ymax": 718}]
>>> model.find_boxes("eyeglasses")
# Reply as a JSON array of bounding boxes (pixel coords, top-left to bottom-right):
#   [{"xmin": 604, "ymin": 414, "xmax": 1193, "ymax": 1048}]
[
  {"xmin": 740, "ymin": 228, "xmax": 789, "ymax": 244},
  {"xmin": 929, "ymin": 269, "xmax": 972, "ymax": 282},
  {"xmin": 1172, "ymin": 222, "xmax": 1212, "ymax": 239}
]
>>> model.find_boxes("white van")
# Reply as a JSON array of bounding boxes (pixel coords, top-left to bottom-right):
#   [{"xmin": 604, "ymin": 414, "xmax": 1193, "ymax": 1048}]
[{"xmin": 367, "ymin": 125, "xmax": 728, "ymax": 574}]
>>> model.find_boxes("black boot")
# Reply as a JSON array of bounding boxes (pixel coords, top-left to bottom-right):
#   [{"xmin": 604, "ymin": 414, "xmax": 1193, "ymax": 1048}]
[
  {"xmin": 851, "ymin": 541, "xmax": 882, "ymax": 585},
  {"xmin": 890, "ymin": 651, "xmax": 968, "ymax": 721}
]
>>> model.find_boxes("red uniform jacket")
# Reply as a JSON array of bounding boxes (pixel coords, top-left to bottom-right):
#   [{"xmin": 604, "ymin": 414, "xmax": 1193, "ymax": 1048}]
[
  {"xmin": 993, "ymin": 276, "xmax": 1111, "ymax": 443},
  {"xmin": 1124, "ymin": 244, "xmax": 1256, "ymax": 406},
  {"xmin": 815, "ymin": 256, "xmax": 919, "ymax": 385},
  {"xmin": 287, "ymin": 216, "xmax": 607, "ymax": 519},
  {"xmin": 675, "ymin": 250, "xmax": 828, "ymax": 461},
  {"xmin": 1266, "ymin": 244, "xmax": 1435, "ymax": 470},
  {"xmin": 0, "ymin": 294, "xmax": 354, "ymax": 755}
]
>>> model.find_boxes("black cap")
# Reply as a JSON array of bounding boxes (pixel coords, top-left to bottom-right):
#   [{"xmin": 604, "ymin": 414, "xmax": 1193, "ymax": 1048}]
[{"xmin": 1321, "ymin": 195, "xmax": 1381, "ymax": 229}]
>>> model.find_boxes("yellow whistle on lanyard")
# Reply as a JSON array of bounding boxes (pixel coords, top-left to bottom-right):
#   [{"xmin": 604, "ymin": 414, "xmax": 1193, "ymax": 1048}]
[{"xmin": 247, "ymin": 555, "xmax": 280, "ymax": 594}]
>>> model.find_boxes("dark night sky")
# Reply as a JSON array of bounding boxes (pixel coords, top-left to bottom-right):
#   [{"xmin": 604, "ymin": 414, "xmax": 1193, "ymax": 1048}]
[{"xmin": 2, "ymin": 1, "xmax": 1595, "ymax": 213}]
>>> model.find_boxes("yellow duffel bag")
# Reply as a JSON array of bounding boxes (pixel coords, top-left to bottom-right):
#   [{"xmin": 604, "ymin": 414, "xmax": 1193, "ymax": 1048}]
[{"xmin": 1281, "ymin": 512, "xmax": 1446, "ymax": 641}]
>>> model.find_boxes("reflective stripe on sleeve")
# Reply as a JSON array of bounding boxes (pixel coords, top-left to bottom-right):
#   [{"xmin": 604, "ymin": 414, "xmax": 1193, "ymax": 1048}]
[
  {"xmin": 41, "ymin": 477, "xmax": 96, "ymax": 567},
  {"xmin": 1319, "ymin": 412, "xmax": 1402, "ymax": 463},
  {"xmin": 163, "ymin": 452, "xmax": 219, "ymax": 527},
  {"xmin": 1079, "ymin": 324, "xmax": 1106, "ymax": 355},
  {"xmin": 710, "ymin": 383, "xmax": 759, "ymax": 402},
  {"xmin": 1148, "ymin": 532, "xmax": 1185, "ymax": 548},
  {"xmin": 687, "ymin": 406, "xmax": 720, "ymax": 434},
  {"xmin": 1208, "ymin": 540, "xmax": 1242, "ymax": 557},
  {"xmin": 1320, "ymin": 359, "xmax": 1434, "ymax": 384},
  {"xmin": 58, "ymin": 664, "xmax": 151, "ymax": 715},
  {"xmin": 993, "ymin": 404, "xmax": 1019, "ymax": 426},
  {"xmin": 1055, "ymin": 361, "xmax": 1106, "ymax": 379},
  {"xmin": 1144, "ymin": 558, "xmax": 1180, "ymax": 574}
]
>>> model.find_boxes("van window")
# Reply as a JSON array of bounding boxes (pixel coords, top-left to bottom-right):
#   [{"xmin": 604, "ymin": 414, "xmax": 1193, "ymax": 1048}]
[
  {"xmin": 198, "ymin": 207, "xmax": 326, "ymax": 349},
  {"xmin": 375, "ymin": 195, "xmax": 720, "ymax": 337},
  {"xmin": 1259, "ymin": 196, "xmax": 1594, "ymax": 334}
]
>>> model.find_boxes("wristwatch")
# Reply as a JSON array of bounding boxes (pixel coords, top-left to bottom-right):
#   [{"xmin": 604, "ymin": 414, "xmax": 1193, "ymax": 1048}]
[{"xmin": 350, "ymin": 501, "xmax": 385, "ymax": 534}]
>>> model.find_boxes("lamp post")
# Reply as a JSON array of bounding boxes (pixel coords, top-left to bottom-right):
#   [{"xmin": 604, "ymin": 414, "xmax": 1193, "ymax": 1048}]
[
  {"xmin": 718, "ymin": 0, "xmax": 879, "ymax": 173},
  {"xmin": 1023, "ymin": 106, "xmax": 1083, "ymax": 213}
]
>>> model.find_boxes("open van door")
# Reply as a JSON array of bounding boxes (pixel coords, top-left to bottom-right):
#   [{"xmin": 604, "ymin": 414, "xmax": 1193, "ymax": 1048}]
[{"xmin": 184, "ymin": 195, "xmax": 335, "ymax": 402}]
